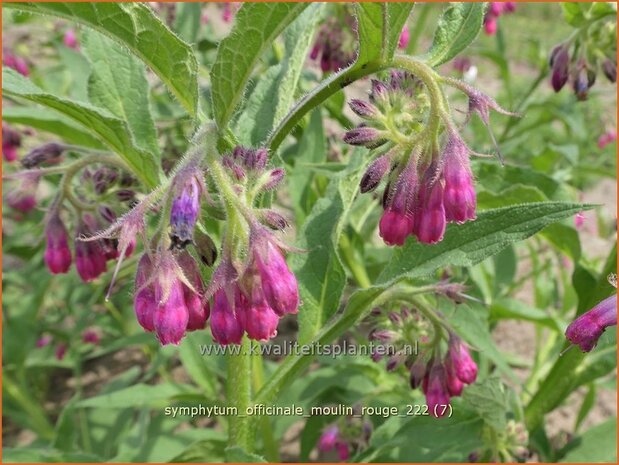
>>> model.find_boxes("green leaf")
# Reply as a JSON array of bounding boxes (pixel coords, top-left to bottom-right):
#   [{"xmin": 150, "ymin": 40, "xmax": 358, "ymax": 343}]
[
  {"xmin": 490, "ymin": 298, "xmax": 563, "ymax": 332},
  {"xmin": 2, "ymin": 106, "xmax": 106, "ymax": 149},
  {"xmin": 540, "ymin": 223, "xmax": 581, "ymax": 262},
  {"xmin": 173, "ymin": 2, "xmax": 202, "ymax": 44},
  {"xmin": 4, "ymin": 2, "xmax": 198, "ymax": 115},
  {"xmin": 560, "ymin": 418, "xmax": 617, "ymax": 462},
  {"xmin": 354, "ymin": 3, "xmax": 414, "ymax": 65},
  {"xmin": 561, "ymin": 3, "xmax": 588, "ymax": 27},
  {"xmin": 426, "ymin": 2, "xmax": 486, "ymax": 66},
  {"xmin": 3, "ymin": 67, "xmax": 160, "ymax": 188},
  {"xmin": 291, "ymin": 160, "xmax": 363, "ymax": 344},
  {"xmin": 462, "ymin": 377, "xmax": 510, "ymax": 431},
  {"xmin": 76, "ymin": 383, "xmax": 198, "ymax": 409},
  {"xmin": 378, "ymin": 202, "xmax": 592, "ymax": 285},
  {"xmin": 82, "ymin": 30, "xmax": 160, "ymax": 156},
  {"xmin": 211, "ymin": 2, "xmax": 309, "ymax": 128},
  {"xmin": 235, "ymin": 4, "xmax": 325, "ymax": 146},
  {"xmin": 2, "ymin": 448, "xmax": 103, "ymax": 463},
  {"xmin": 477, "ymin": 184, "xmax": 547, "ymax": 209}
]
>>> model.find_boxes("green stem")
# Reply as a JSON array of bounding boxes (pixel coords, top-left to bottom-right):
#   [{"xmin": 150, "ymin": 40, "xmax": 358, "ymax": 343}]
[
  {"xmin": 339, "ymin": 234, "xmax": 372, "ymax": 288},
  {"xmin": 226, "ymin": 336, "xmax": 253, "ymax": 451},
  {"xmin": 251, "ymin": 346, "xmax": 280, "ymax": 462},
  {"xmin": 3, "ymin": 373, "xmax": 55, "ymax": 440},
  {"xmin": 267, "ymin": 62, "xmax": 388, "ymax": 151}
]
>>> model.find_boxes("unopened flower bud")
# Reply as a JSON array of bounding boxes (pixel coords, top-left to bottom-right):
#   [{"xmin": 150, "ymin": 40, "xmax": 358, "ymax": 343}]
[
  {"xmin": 134, "ymin": 253, "xmax": 156, "ymax": 332},
  {"xmin": 349, "ymin": 99, "xmax": 379, "ymax": 119},
  {"xmin": 369, "ymin": 79, "xmax": 389, "ymax": 102},
  {"xmin": 44, "ymin": 210, "xmax": 72, "ymax": 274},
  {"xmin": 360, "ymin": 154, "xmax": 390, "ymax": 193},
  {"xmin": 20, "ymin": 142, "xmax": 66, "ymax": 168},
  {"xmin": 2, "ymin": 123, "xmax": 21, "ymax": 162},
  {"xmin": 442, "ymin": 134, "xmax": 476, "ymax": 224},
  {"xmin": 445, "ymin": 358, "xmax": 465, "ymax": 396},
  {"xmin": 343, "ymin": 126, "xmax": 382, "ymax": 147},
  {"xmin": 260, "ymin": 209, "xmax": 289, "ymax": 231},
  {"xmin": 423, "ymin": 361, "xmax": 450, "ymax": 418},
  {"xmin": 82, "ymin": 329, "xmax": 100, "ymax": 345},
  {"xmin": 98, "ymin": 205, "xmax": 117, "ymax": 224},
  {"xmin": 116, "ymin": 189, "xmax": 136, "ymax": 202},
  {"xmin": 573, "ymin": 63, "xmax": 596, "ymax": 101},
  {"xmin": 379, "ymin": 160, "xmax": 417, "ymax": 246},
  {"xmin": 75, "ymin": 215, "xmax": 108, "ymax": 282},
  {"xmin": 413, "ymin": 175, "xmax": 447, "ymax": 244},
  {"xmin": 261, "ymin": 168, "xmax": 285, "ymax": 191},
  {"xmin": 565, "ymin": 294, "xmax": 617, "ymax": 352},
  {"xmin": 177, "ymin": 252, "xmax": 209, "ymax": 331},
  {"xmin": 63, "ymin": 29, "xmax": 79, "ymax": 49},
  {"xmin": 398, "ymin": 24, "xmax": 410, "ymax": 49},
  {"xmin": 6, "ymin": 172, "xmax": 39, "ymax": 212},
  {"xmin": 409, "ymin": 356, "xmax": 427, "ymax": 389},
  {"xmin": 550, "ymin": 44, "xmax": 570, "ymax": 92}
]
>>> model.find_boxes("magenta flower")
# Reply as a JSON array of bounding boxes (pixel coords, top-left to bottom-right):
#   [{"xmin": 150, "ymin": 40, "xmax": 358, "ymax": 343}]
[
  {"xmin": 442, "ymin": 134, "xmax": 477, "ymax": 224},
  {"xmin": 178, "ymin": 252, "xmax": 210, "ymax": 331},
  {"xmin": 565, "ymin": 294, "xmax": 617, "ymax": 352},
  {"xmin": 36, "ymin": 335, "xmax": 52, "ymax": 348},
  {"xmin": 82, "ymin": 329, "xmax": 100, "ymax": 345},
  {"xmin": 2, "ymin": 123, "xmax": 21, "ymax": 162},
  {"xmin": 360, "ymin": 154, "xmax": 391, "ymax": 193},
  {"xmin": 550, "ymin": 44, "xmax": 570, "ymax": 92},
  {"xmin": 238, "ymin": 288, "xmax": 280, "ymax": 342},
  {"xmin": 210, "ymin": 287, "xmax": 244, "ymax": 345},
  {"xmin": 5, "ymin": 172, "xmax": 40, "ymax": 213},
  {"xmin": 75, "ymin": 215, "xmax": 108, "ymax": 282},
  {"xmin": 134, "ymin": 254, "xmax": 157, "ymax": 332},
  {"xmin": 3, "ymin": 50, "xmax": 29, "ymax": 76},
  {"xmin": 154, "ymin": 278, "xmax": 189, "ymax": 346},
  {"xmin": 413, "ymin": 172, "xmax": 447, "ymax": 244},
  {"xmin": 398, "ymin": 24, "xmax": 410, "ymax": 49},
  {"xmin": 252, "ymin": 239, "xmax": 299, "ymax": 316},
  {"xmin": 598, "ymin": 129, "xmax": 617, "ymax": 149},
  {"xmin": 423, "ymin": 361, "xmax": 450, "ymax": 418},
  {"xmin": 318, "ymin": 425, "xmax": 340, "ymax": 453},
  {"xmin": 447, "ymin": 336, "xmax": 478, "ymax": 384},
  {"xmin": 44, "ymin": 210, "xmax": 72, "ymax": 274},
  {"xmin": 63, "ymin": 29, "xmax": 79, "ymax": 50},
  {"xmin": 55, "ymin": 343, "xmax": 67, "ymax": 361},
  {"xmin": 379, "ymin": 160, "xmax": 417, "ymax": 246}
]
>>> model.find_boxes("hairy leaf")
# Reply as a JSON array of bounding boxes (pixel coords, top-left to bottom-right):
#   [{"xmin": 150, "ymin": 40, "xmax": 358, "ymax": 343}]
[
  {"xmin": 83, "ymin": 30, "xmax": 160, "ymax": 156},
  {"xmin": 211, "ymin": 2, "xmax": 309, "ymax": 128},
  {"xmin": 3, "ymin": 67, "xmax": 160, "ymax": 187},
  {"xmin": 426, "ymin": 2, "xmax": 485, "ymax": 66},
  {"xmin": 4, "ymin": 1, "xmax": 198, "ymax": 115},
  {"xmin": 378, "ymin": 202, "xmax": 592, "ymax": 285}
]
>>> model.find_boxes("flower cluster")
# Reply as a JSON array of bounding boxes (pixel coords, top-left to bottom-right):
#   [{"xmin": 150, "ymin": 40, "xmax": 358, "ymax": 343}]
[
  {"xmin": 369, "ymin": 305, "xmax": 478, "ymax": 418},
  {"xmin": 565, "ymin": 274, "xmax": 617, "ymax": 352},
  {"xmin": 598, "ymin": 128, "xmax": 617, "ymax": 149},
  {"xmin": 317, "ymin": 414, "xmax": 372, "ymax": 461},
  {"xmin": 483, "ymin": 2, "xmax": 516, "ymax": 36},
  {"xmin": 549, "ymin": 10, "xmax": 617, "ymax": 100},
  {"xmin": 344, "ymin": 71, "xmax": 514, "ymax": 246}
]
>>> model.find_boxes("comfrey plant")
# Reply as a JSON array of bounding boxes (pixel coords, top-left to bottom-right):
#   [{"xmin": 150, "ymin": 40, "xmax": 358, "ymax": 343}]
[
  {"xmin": 344, "ymin": 69, "xmax": 515, "ymax": 246},
  {"xmin": 2, "ymin": 2, "xmax": 617, "ymax": 463}
]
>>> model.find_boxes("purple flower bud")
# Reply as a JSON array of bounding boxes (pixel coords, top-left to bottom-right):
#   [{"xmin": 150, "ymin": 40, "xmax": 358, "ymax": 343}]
[
  {"xmin": 309, "ymin": 42, "xmax": 321, "ymax": 60},
  {"xmin": 2, "ymin": 123, "xmax": 21, "ymax": 162},
  {"xmin": 98, "ymin": 205, "xmax": 117, "ymax": 224},
  {"xmin": 413, "ymin": 175, "xmax": 446, "ymax": 244},
  {"xmin": 211, "ymin": 288, "xmax": 244, "ymax": 345},
  {"xmin": 369, "ymin": 329, "xmax": 397, "ymax": 343},
  {"xmin": 343, "ymin": 126, "xmax": 382, "ymax": 147},
  {"xmin": 178, "ymin": 252, "xmax": 209, "ymax": 331},
  {"xmin": 504, "ymin": 2, "xmax": 516, "ymax": 13},
  {"xmin": 369, "ymin": 79, "xmax": 389, "ymax": 102},
  {"xmin": 398, "ymin": 24, "xmax": 410, "ymax": 49},
  {"xmin": 360, "ymin": 154, "xmax": 390, "ymax": 193},
  {"xmin": 75, "ymin": 216, "xmax": 108, "ymax": 282},
  {"xmin": 6, "ymin": 172, "xmax": 39, "ymax": 213},
  {"xmin": 245, "ymin": 147, "xmax": 268, "ymax": 171},
  {"xmin": 318, "ymin": 426, "xmax": 339, "ymax": 452},
  {"xmin": 20, "ymin": 142, "xmax": 65, "ymax": 169},
  {"xmin": 134, "ymin": 254, "xmax": 156, "ymax": 332},
  {"xmin": 442, "ymin": 134, "xmax": 476, "ymax": 224},
  {"xmin": 484, "ymin": 16, "xmax": 497, "ymax": 35},
  {"xmin": 602, "ymin": 59, "xmax": 617, "ymax": 83},
  {"xmin": 349, "ymin": 99, "xmax": 379, "ymax": 119},
  {"xmin": 379, "ymin": 160, "xmax": 417, "ymax": 246},
  {"xmin": 388, "ymin": 311, "xmax": 402, "ymax": 325},
  {"xmin": 423, "ymin": 362, "xmax": 451, "ymax": 418},
  {"xmin": 63, "ymin": 29, "xmax": 79, "ymax": 50},
  {"xmin": 3, "ymin": 51, "xmax": 29, "ymax": 76},
  {"xmin": 254, "ymin": 241, "xmax": 299, "ymax": 316},
  {"xmin": 488, "ymin": 2, "xmax": 503, "ymax": 17},
  {"xmin": 573, "ymin": 63, "xmax": 596, "ymax": 101},
  {"xmin": 445, "ymin": 358, "xmax": 465, "ymax": 396},
  {"xmin": 36, "ymin": 335, "xmax": 52, "ymax": 348},
  {"xmin": 154, "ymin": 279, "xmax": 189, "ymax": 346},
  {"xmin": 260, "ymin": 209, "xmax": 289, "ymax": 231},
  {"xmin": 82, "ymin": 329, "xmax": 100, "ymax": 345},
  {"xmin": 409, "ymin": 356, "xmax": 427, "ymax": 389},
  {"xmin": 565, "ymin": 294, "xmax": 617, "ymax": 352},
  {"xmin": 262, "ymin": 168, "xmax": 285, "ymax": 191},
  {"xmin": 55, "ymin": 343, "xmax": 67, "ymax": 361},
  {"xmin": 44, "ymin": 211, "xmax": 72, "ymax": 274},
  {"xmin": 550, "ymin": 44, "xmax": 570, "ymax": 92},
  {"xmin": 116, "ymin": 189, "xmax": 136, "ymax": 202},
  {"xmin": 170, "ymin": 174, "xmax": 202, "ymax": 249},
  {"xmin": 222, "ymin": 156, "xmax": 246, "ymax": 180},
  {"xmin": 238, "ymin": 287, "xmax": 280, "ymax": 341},
  {"xmin": 448, "ymin": 336, "xmax": 478, "ymax": 384}
]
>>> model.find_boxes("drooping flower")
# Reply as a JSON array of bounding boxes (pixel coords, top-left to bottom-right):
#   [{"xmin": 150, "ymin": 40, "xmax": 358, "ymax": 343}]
[
  {"xmin": 413, "ymin": 168, "xmax": 447, "ymax": 244},
  {"xmin": 423, "ymin": 361, "xmax": 450, "ymax": 418},
  {"xmin": 44, "ymin": 210, "xmax": 72, "ymax": 274},
  {"xmin": 379, "ymin": 159, "xmax": 417, "ymax": 246},
  {"xmin": 21, "ymin": 142, "xmax": 66, "ymax": 169},
  {"xmin": 153, "ymin": 277, "xmax": 189, "ymax": 346},
  {"xmin": 3, "ymin": 50, "xmax": 29, "ymax": 76},
  {"xmin": 318, "ymin": 426, "xmax": 340, "ymax": 452},
  {"xmin": 170, "ymin": 170, "xmax": 203, "ymax": 249},
  {"xmin": 5, "ymin": 171, "xmax": 40, "ymax": 213},
  {"xmin": 210, "ymin": 287, "xmax": 244, "ymax": 345},
  {"xmin": 441, "ymin": 133, "xmax": 477, "ymax": 224},
  {"xmin": 134, "ymin": 253, "xmax": 157, "ymax": 332},
  {"xmin": 177, "ymin": 252, "xmax": 210, "ymax": 331},
  {"xmin": 447, "ymin": 335, "xmax": 478, "ymax": 384},
  {"xmin": 75, "ymin": 215, "xmax": 108, "ymax": 282},
  {"xmin": 565, "ymin": 293, "xmax": 617, "ymax": 352}
]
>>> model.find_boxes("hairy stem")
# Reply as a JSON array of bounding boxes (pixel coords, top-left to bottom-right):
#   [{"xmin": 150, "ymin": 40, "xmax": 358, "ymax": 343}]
[{"xmin": 226, "ymin": 336, "xmax": 253, "ymax": 451}]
